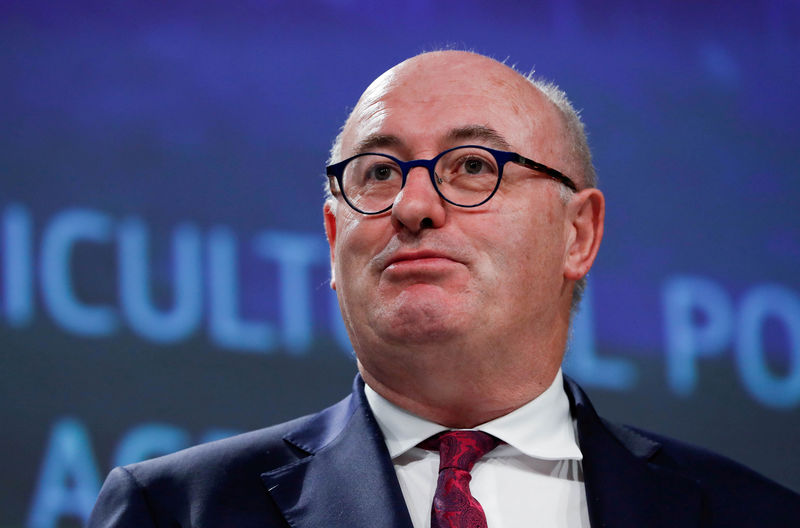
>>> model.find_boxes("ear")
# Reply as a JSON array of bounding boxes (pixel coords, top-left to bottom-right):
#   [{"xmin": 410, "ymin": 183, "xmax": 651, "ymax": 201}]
[
  {"xmin": 564, "ymin": 188, "xmax": 604, "ymax": 281},
  {"xmin": 323, "ymin": 201, "xmax": 338, "ymax": 290}
]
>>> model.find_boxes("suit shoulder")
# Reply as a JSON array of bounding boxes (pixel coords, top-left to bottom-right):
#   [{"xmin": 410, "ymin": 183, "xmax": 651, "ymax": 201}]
[
  {"xmin": 90, "ymin": 413, "xmax": 323, "ymax": 527},
  {"xmin": 122, "ymin": 412, "xmax": 315, "ymax": 488},
  {"xmin": 607, "ymin": 420, "xmax": 800, "ymax": 518},
  {"xmin": 626, "ymin": 423, "xmax": 788, "ymax": 487}
]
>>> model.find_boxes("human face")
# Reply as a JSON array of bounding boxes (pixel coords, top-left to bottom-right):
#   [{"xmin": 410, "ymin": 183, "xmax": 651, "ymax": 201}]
[{"xmin": 324, "ymin": 53, "xmax": 579, "ymax": 365}]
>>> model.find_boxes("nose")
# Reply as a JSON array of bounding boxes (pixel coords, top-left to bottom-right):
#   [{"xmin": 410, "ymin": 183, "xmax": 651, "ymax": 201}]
[{"xmin": 390, "ymin": 165, "xmax": 446, "ymax": 234}]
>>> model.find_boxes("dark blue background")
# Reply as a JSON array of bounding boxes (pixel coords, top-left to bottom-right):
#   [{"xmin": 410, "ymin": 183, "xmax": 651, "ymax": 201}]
[{"xmin": 2, "ymin": 1, "xmax": 798, "ymax": 526}]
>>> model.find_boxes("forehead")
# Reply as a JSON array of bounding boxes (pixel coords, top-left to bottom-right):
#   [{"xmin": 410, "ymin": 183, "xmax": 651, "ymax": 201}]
[{"xmin": 340, "ymin": 53, "xmax": 565, "ymax": 160}]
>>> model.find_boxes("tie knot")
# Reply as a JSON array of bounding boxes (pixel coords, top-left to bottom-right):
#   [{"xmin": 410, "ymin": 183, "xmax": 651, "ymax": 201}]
[{"xmin": 419, "ymin": 430, "xmax": 501, "ymax": 472}]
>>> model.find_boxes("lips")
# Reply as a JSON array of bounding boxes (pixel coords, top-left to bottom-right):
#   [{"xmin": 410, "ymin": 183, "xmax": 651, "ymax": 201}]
[{"xmin": 383, "ymin": 250, "xmax": 460, "ymax": 270}]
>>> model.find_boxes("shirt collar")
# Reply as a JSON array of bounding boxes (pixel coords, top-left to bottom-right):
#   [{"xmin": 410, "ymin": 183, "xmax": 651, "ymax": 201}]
[{"xmin": 364, "ymin": 369, "xmax": 582, "ymax": 461}]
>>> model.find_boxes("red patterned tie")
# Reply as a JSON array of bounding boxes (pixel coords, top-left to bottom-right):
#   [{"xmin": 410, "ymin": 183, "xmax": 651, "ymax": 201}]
[{"xmin": 419, "ymin": 430, "xmax": 501, "ymax": 528}]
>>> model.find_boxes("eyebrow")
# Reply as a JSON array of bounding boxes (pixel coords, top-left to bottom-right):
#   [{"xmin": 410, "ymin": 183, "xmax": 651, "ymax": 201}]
[
  {"xmin": 350, "ymin": 125, "xmax": 514, "ymax": 158},
  {"xmin": 445, "ymin": 125, "xmax": 513, "ymax": 151},
  {"xmin": 352, "ymin": 134, "xmax": 403, "ymax": 156}
]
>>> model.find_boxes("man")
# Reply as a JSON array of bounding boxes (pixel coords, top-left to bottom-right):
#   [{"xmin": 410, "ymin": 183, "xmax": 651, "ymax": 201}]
[{"xmin": 89, "ymin": 51, "xmax": 800, "ymax": 527}]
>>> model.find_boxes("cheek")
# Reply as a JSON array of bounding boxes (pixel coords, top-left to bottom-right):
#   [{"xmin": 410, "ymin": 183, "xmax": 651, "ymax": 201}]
[
  {"xmin": 481, "ymin": 202, "xmax": 566, "ymax": 285},
  {"xmin": 334, "ymin": 215, "xmax": 385, "ymax": 278}
]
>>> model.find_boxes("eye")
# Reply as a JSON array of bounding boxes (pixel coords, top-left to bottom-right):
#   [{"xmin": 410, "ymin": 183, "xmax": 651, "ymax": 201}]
[
  {"xmin": 365, "ymin": 163, "xmax": 398, "ymax": 182},
  {"xmin": 463, "ymin": 157, "xmax": 487, "ymax": 174}
]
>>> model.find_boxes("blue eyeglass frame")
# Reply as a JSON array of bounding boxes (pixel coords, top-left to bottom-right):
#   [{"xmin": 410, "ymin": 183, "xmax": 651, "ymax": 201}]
[{"xmin": 325, "ymin": 144, "xmax": 579, "ymax": 215}]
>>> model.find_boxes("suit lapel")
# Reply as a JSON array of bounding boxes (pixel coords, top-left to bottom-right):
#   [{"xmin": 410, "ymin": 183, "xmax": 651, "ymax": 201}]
[
  {"xmin": 261, "ymin": 376, "xmax": 413, "ymax": 528},
  {"xmin": 565, "ymin": 377, "xmax": 704, "ymax": 528}
]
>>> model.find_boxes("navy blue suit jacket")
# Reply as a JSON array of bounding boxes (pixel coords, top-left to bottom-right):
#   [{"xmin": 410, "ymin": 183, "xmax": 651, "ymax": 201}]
[{"xmin": 88, "ymin": 375, "xmax": 800, "ymax": 527}]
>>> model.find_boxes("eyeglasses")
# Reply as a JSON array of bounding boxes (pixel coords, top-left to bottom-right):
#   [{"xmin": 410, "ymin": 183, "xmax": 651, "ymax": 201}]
[{"xmin": 326, "ymin": 145, "xmax": 578, "ymax": 215}]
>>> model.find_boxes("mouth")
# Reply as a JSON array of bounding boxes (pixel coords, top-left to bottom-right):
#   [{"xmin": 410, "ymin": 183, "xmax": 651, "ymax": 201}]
[{"xmin": 383, "ymin": 250, "xmax": 461, "ymax": 271}]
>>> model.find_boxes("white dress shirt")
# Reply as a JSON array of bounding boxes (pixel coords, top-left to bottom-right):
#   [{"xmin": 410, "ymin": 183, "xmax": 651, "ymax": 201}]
[{"xmin": 364, "ymin": 369, "xmax": 590, "ymax": 528}]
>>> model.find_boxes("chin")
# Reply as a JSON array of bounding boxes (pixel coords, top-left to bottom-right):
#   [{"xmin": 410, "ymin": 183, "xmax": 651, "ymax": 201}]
[
  {"xmin": 374, "ymin": 293, "xmax": 469, "ymax": 345},
  {"xmin": 385, "ymin": 322, "xmax": 461, "ymax": 345}
]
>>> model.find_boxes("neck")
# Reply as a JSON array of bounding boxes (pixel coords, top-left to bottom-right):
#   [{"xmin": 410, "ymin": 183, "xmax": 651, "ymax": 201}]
[{"xmin": 357, "ymin": 352, "xmax": 563, "ymax": 429}]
